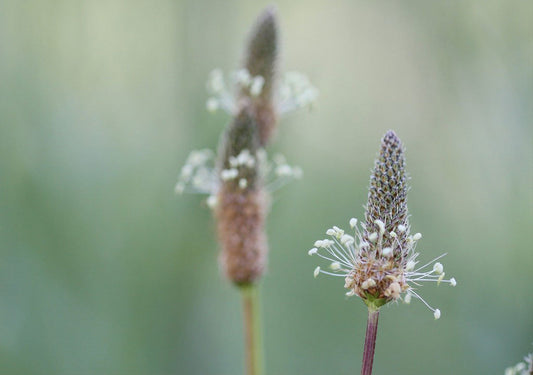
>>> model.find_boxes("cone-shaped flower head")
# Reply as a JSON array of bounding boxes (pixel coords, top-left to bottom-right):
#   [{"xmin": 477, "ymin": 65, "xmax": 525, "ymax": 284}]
[
  {"xmin": 215, "ymin": 102, "xmax": 268, "ymax": 285},
  {"xmin": 309, "ymin": 131, "xmax": 456, "ymax": 317}
]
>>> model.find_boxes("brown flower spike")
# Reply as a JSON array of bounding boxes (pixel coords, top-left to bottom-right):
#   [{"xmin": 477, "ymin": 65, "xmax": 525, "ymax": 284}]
[
  {"xmin": 309, "ymin": 130, "xmax": 456, "ymax": 318},
  {"xmin": 215, "ymin": 103, "xmax": 268, "ymax": 285}
]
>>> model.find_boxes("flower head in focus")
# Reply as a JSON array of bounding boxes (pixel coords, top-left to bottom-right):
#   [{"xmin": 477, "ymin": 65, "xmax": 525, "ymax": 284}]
[{"xmin": 308, "ymin": 131, "xmax": 456, "ymax": 318}]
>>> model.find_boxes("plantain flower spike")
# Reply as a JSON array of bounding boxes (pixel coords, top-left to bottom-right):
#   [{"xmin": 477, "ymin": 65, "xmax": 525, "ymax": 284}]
[
  {"xmin": 309, "ymin": 130, "xmax": 456, "ymax": 317},
  {"xmin": 216, "ymin": 101, "xmax": 268, "ymax": 285},
  {"xmin": 239, "ymin": 6, "xmax": 278, "ymax": 146}
]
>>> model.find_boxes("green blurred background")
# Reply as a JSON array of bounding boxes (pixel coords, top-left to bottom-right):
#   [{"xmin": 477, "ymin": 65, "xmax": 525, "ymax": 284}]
[{"xmin": 1, "ymin": 1, "xmax": 532, "ymax": 374}]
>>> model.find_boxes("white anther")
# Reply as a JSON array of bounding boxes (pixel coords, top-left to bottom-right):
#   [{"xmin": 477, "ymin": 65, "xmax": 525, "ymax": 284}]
[
  {"xmin": 235, "ymin": 69, "xmax": 251, "ymax": 86},
  {"xmin": 375, "ymin": 220, "xmax": 385, "ymax": 235},
  {"xmin": 406, "ymin": 260, "xmax": 416, "ymax": 271},
  {"xmin": 340, "ymin": 234, "xmax": 355, "ymax": 246},
  {"xmin": 389, "ymin": 231, "xmax": 397, "ymax": 238},
  {"xmin": 437, "ymin": 272, "xmax": 445, "ymax": 285},
  {"xmin": 384, "ymin": 282, "xmax": 401, "ymax": 299},
  {"xmin": 313, "ymin": 266, "xmax": 321, "ymax": 278},
  {"xmin": 382, "ymin": 247, "xmax": 393, "ymax": 257},
  {"xmin": 207, "ymin": 69, "xmax": 224, "ymax": 93},
  {"xmin": 344, "ymin": 277, "xmax": 354, "ymax": 289},
  {"xmin": 397, "ymin": 224, "xmax": 406, "ymax": 233},
  {"xmin": 206, "ymin": 195, "xmax": 217, "ymax": 209},
  {"xmin": 239, "ymin": 178, "xmax": 247, "ymax": 189},
  {"xmin": 308, "ymin": 248, "xmax": 318, "ymax": 256},
  {"xmin": 206, "ymin": 98, "xmax": 219, "ymax": 112},
  {"xmin": 314, "ymin": 240, "xmax": 323, "ymax": 248},
  {"xmin": 330, "ymin": 262, "xmax": 341, "ymax": 271},
  {"xmin": 361, "ymin": 278, "xmax": 376, "ymax": 290},
  {"xmin": 413, "ymin": 233, "xmax": 422, "ymax": 241},
  {"xmin": 275, "ymin": 164, "xmax": 292, "ymax": 177},
  {"xmin": 404, "ymin": 292, "xmax": 412, "ymax": 304},
  {"xmin": 175, "ymin": 182, "xmax": 185, "ymax": 194},
  {"xmin": 433, "ymin": 262, "xmax": 444, "ymax": 274},
  {"xmin": 250, "ymin": 76, "xmax": 265, "ymax": 96},
  {"xmin": 368, "ymin": 232, "xmax": 378, "ymax": 243},
  {"xmin": 292, "ymin": 166, "xmax": 303, "ymax": 179},
  {"xmin": 349, "ymin": 218, "xmax": 358, "ymax": 229},
  {"xmin": 434, "ymin": 309, "xmax": 441, "ymax": 320},
  {"xmin": 326, "ymin": 229, "xmax": 335, "ymax": 236},
  {"xmin": 345, "ymin": 290, "xmax": 356, "ymax": 297},
  {"xmin": 450, "ymin": 278, "xmax": 457, "ymax": 287},
  {"xmin": 220, "ymin": 168, "xmax": 239, "ymax": 180}
]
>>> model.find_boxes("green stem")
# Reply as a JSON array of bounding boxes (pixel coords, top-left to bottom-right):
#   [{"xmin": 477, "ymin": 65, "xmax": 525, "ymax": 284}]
[
  {"xmin": 360, "ymin": 307, "xmax": 380, "ymax": 375},
  {"xmin": 241, "ymin": 285, "xmax": 263, "ymax": 375}
]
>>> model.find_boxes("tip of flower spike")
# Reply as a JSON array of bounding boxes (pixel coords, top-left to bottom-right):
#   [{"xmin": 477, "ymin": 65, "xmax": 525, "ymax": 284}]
[
  {"xmin": 434, "ymin": 309, "xmax": 441, "ymax": 320},
  {"xmin": 308, "ymin": 248, "xmax": 318, "ymax": 256},
  {"xmin": 313, "ymin": 266, "xmax": 321, "ymax": 278}
]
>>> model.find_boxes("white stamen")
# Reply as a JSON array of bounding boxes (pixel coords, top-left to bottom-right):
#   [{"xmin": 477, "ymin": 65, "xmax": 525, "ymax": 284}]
[
  {"xmin": 349, "ymin": 218, "xmax": 358, "ymax": 228},
  {"xmin": 382, "ymin": 247, "xmax": 393, "ymax": 257},
  {"xmin": 313, "ymin": 266, "xmax": 321, "ymax": 278},
  {"xmin": 308, "ymin": 248, "xmax": 318, "ymax": 256},
  {"xmin": 330, "ymin": 262, "xmax": 341, "ymax": 270},
  {"xmin": 397, "ymin": 224, "xmax": 406, "ymax": 232},
  {"xmin": 450, "ymin": 278, "xmax": 457, "ymax": 287},
  {"xmin": 434, "ymin": 309, "xmax": 441, "ymax": 320},
  {"xmin": 239, "ymin": 178, "xmax": 247, "ymax": 189},
  {"xmin": 404, "ymin": 292, "xmax": 412, "ymax": 304},
  {"xmin": 389, "ymin": 231, "xmax": 397, "ymax": 238},
  {"xmin": 346, "ymin": 290, "xmax": 355, "ymax": 297},
  {"xmin": 406, "ymin": 260, "xmax": 416, "ymax": 271},
  {"xmin": 413, "ymin": 233, "xmax": 422, "ymax": 241}
]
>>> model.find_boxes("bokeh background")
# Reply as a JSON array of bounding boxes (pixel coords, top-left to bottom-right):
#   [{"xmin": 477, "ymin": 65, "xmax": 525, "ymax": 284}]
[{"xmin": 1, "ymin": 1, "xmax": 532, "ymax": 374}]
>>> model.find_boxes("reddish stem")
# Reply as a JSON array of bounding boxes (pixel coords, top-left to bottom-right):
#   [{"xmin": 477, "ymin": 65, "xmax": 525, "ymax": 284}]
[{"xmin": 361, "ymin": 308, "xmax": 380, "ymax": 375}]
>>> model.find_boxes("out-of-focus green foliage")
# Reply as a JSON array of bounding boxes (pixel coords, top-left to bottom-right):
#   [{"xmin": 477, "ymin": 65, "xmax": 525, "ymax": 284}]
[{"xmin": 0, "ymin": 1, "xmax": 531, "ymax": 374}]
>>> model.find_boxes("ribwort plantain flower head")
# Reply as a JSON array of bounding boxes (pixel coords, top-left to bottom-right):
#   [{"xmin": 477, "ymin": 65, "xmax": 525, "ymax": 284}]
[
  {"xmin": 176, "ymin": 7, "xmax": 310, "ymax": 287},
  {"xmin": 309, "ymin": 131, "xmax": 456, "ymax": 317}
]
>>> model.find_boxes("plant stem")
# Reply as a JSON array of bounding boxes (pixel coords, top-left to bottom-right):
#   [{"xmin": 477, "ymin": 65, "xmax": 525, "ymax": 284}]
[
  {"xmin": 360, "ymin": 307, "xmax": 380, "ymax": 375},
  {"xmin": 241, "ymin": 285, "xmax": 263, "ymax": 375}
]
